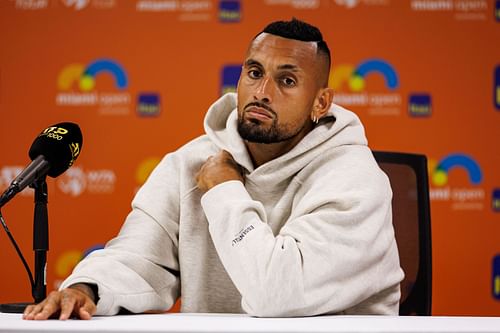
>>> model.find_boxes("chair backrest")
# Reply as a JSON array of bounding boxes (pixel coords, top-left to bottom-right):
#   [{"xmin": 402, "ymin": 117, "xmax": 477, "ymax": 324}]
[{"xmin": 373, "ymin": 151, "xmax": 432, "ymax": 316}]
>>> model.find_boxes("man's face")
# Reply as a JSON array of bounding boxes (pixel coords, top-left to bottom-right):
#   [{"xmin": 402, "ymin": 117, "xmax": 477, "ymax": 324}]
[{"xmin": 237, "ymin": 33, "xmax": 325, "ymax": 144}]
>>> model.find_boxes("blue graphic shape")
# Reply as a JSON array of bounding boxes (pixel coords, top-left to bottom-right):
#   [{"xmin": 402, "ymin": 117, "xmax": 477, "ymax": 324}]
[
  {"xmin": 84, "ymin": 59, "xmax": 128, "ymax": 89},
  {"xmin": 496, "ymin": 0, "xmax": 500, "ymax": 22},
  {"xmin": 137, "ymin": 93, "xmax": 161, "ymax": 117},
  {"xmin": 437, "ymin": 154, "xmax": 482, "ymax": 185},
  {"xmin": 138, "ymin": 94, "xmax": 159, "ymax": 104},
  {"xmin": 355, "ymin": 59, "xmax": 399, "ymax": 90},
  {"xmin": 82, "ymin": 244, "xmax": 104, "ymax": 258},
  {"xmin": 221, "ymin": 64, "xmax": 242, "ymax": 95},
  {"xmin": 493, "ymin": 188, "xmax": 500, "ymax": 212},
  {"xmin": 408, "ymin": 94, "xmax": 432, "ymax": 117},
  {"xmin": 495, "ymin": 66, "xmax": 500, "ymax": 110},
  {"xmin": 219, "ymin": 0, "xmax": 241, "ymax": 22},
  {"xmin": 493, "ymin": 255, "xmax": 500, "ymax": 300}
]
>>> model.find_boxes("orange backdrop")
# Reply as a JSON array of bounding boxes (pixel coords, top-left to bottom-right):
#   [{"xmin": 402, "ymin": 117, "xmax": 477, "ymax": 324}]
[{"xmin": 0, "ymin": 0, "xmax": 499, "ymax": 316}]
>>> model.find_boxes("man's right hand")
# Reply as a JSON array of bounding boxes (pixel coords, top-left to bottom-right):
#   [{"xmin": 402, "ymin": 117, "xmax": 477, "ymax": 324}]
[{"xmin": 22, "ymin": 284, "xmax": 97, "ymax": 320}]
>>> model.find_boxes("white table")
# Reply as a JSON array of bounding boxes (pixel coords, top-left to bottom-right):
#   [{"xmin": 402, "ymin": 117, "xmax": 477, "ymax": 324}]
[{"xmin": 1, "ymin": 313, "xmax": 500, "ymax": 333}]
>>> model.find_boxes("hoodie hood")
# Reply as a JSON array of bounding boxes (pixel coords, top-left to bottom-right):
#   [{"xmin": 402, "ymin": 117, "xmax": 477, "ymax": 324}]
[{"xmin": 204, "ymin": 93, "xmax": 368, "ymax": 178}]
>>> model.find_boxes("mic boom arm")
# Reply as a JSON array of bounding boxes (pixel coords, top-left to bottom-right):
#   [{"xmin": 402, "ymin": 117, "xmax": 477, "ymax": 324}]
[{"xmin": 0, "ymin": 156, "xmax": 50, "ymax": 209}]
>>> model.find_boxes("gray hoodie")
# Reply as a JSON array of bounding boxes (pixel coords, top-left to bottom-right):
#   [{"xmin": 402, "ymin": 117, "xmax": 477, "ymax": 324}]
[{"xmin": 61, "ymin": 93, "xmax": 404, "ymax": 317}]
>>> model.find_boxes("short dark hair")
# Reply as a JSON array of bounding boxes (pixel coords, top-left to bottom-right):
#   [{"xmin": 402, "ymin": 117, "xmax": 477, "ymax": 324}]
[{"xmin": 258, "ymin": 18, "xmax": 331, "ymax": 70}]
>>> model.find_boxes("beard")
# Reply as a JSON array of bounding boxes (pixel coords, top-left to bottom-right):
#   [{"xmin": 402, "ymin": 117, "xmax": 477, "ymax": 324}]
[{"xmin": 237, "ymin": 116, "xmax": 305, "ymax": 144}]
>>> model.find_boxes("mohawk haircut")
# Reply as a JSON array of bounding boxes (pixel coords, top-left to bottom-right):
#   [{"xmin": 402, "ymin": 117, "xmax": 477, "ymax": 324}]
[{"xmin": 258, "ymin": 18, "xmax": 331, "ymax": 70}]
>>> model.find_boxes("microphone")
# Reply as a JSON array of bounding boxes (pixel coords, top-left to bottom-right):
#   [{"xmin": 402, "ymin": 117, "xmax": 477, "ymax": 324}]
[{"xmin": 0, "ymin": 122, "xmax": 83, "ymax": 208}]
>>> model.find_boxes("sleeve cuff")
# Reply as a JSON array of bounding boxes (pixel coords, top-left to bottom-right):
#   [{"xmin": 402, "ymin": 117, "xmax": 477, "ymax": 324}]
[{"xmin": 201, "ymin": 180, "xmax": 249, "ymax": 223}]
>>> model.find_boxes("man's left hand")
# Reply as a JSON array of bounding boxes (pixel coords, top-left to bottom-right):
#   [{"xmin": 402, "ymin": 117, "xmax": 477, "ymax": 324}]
[{"xmin": 196, "ymin": 150, "xmax": 244, "ymax": 191}]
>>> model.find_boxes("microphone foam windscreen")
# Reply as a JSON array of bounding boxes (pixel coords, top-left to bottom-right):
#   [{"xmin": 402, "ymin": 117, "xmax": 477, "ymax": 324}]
[{"xmin": 28, "ymin": 122, "xmax": 83, "ymax": 178}]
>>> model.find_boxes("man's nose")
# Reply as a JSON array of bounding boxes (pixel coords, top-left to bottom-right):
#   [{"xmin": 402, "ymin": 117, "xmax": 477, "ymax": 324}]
[{"xmin": 254, "ymin": 76, "xmax": 273, "ymax": 103}]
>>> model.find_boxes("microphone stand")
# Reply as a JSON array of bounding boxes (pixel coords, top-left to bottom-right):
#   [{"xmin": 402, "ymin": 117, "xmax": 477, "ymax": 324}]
[
  {"xmin": 0, "ymin": 177, "xmax": 48, "ymax": 313},
  {"xmin": 32, "ymin": 176, "xmax": 48, "ymax": 304}
]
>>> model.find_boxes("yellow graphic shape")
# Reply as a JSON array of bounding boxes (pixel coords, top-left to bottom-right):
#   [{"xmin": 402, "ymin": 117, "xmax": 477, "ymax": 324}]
[
  {"xmin": 428, "ymin": 159, "xmax": 437, "ymax": 177},
  {"xmin": 428, "ymin": 159, "xmax": 447, "ymax": 187},
  {"xmin": 79, "ymin": 74, "xmax": 95, "ymax": 91},
  {"xmin": 432, "ymin": 170, "xmax": 448, "ymax": 187},
  {"xmin": 136, "ymin": 158, "xmax": 161, "ymax": 185},
  {"xmin": 496, "ymin": 276, "xmax": 500, "ymax": 296},
  {"xmin": 349, "ymin": 74, "xmax": 365, "ymax": 92},
  {"xmin": 57, "ymin": 64, "xmax": 85, "ymax": 90},
  {"xmin": 329, "ymin": 65, "xmax": 355, "ymax": 90},
  {"xmin": 55, "ymin": 250, "xmax": 82, "ymax": 277},
  {"xmin": 70, "ymin": 142, "xmax": 80, "ymax": 158}
]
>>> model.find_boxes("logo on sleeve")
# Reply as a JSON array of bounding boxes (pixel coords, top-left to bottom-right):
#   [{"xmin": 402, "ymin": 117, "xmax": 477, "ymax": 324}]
[{"xmin": 232, "ymin": 225, "xmax": 255, "ymax": 246}]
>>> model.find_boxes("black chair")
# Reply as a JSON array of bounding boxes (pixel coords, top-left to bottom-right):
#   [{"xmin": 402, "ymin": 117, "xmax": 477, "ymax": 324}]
[{"xmin": 373, "ymin": 151, "xmax": 432, "ymax": 316}]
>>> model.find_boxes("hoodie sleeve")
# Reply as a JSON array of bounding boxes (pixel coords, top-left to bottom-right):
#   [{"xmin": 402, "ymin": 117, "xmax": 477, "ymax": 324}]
[
  {"xmin": 201, "ymin": 162, "xmax": 403, "ymax": 317},
  {"xmin": 59, "ymin": 154, "xmax": 181, "ymax": 315}
]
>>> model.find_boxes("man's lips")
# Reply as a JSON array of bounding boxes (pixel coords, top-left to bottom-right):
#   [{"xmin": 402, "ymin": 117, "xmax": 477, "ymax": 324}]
[{"xmin": 244, "ymin": 106, "xmax": 274, "ymax": 121}]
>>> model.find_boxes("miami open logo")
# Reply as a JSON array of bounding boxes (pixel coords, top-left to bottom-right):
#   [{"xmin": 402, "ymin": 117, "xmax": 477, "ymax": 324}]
[
  {"xmin": 330, "ymin": 58, "xmax": 402, "ymax": 116},
  {"xmin": 429, "ymin": 153, "xmax": 485, "ymax": 210},
  {"xmin": 56, "ymin": 58, "xmax": 131, "ymax": 115}
]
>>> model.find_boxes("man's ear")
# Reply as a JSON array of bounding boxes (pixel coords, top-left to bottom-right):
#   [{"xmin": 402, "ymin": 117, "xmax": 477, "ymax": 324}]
[{"xmin": 313, "ymin": 87, "xmax": 334, "ymax": 119}]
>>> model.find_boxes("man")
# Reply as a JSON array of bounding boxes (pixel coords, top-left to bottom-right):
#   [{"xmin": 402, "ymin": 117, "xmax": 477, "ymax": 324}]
[{"xmin": 23, "ymin": 18, "xmax": 403, "ymax": 320}]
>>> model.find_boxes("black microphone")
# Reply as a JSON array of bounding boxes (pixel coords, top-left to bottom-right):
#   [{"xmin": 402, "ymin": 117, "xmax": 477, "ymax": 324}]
[{"xmin": 0, "ymin": 122, "xmax": 83, "ymax": 208}]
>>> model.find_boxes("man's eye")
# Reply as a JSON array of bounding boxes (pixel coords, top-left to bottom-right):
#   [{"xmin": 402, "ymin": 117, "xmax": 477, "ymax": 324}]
[
  {"xmin": 248, "ymin": 70, "xmax": 262, "ymax": 79},
  {"xmin": 281, "ymin": 77, "xmax": 296, "ymax": 87}
]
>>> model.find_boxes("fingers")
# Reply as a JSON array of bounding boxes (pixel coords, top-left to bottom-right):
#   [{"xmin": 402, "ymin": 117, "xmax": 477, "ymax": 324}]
[
  {"xmin": 23, "ymin": 304, "xmax": 41, "ymax": 320},
  {"xmin": 59, "ymin": 287, "xmax": 95, "ymax": 320},
  {"xmin": 218, "ymin": 150, "xmax": 240, "ymax": 170},
  {"xmin": 78, "ymin": 308, "xmax": 91, "ymax": 320},
  {"xmin": 196, "ymin": 151, "xmax": 244, "ymax": 191},
  {"xmin": 59, "ymin": 291, "xmax": 77, "ymax": 320},
  {"xmin": 79, "ymin": 296, "xmax": 97, "ymax": 320},
  {"xmin": 22, "ymin": 288, "xmax": 96, "ymax": 321},
  {"xmin": 23, "ymin": 291, "xmax": 61, "ymax": 320}
]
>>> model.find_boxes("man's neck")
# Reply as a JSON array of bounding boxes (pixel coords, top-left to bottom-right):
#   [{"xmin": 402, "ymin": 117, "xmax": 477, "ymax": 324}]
[{"xmin": 245, "ymin": 127, "xmax": 312, "ymax": 168}]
